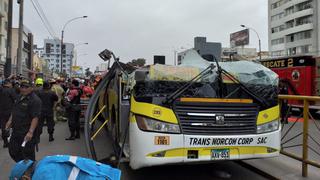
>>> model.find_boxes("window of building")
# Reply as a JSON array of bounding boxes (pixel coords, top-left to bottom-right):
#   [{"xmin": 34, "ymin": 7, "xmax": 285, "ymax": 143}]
[
  {"xmin": 296, "ymin": 0, "xmax": 312, "ymax": 11},
  {"xmin": 286, "ymin": 20, "xmax": 294, "ymax": 29},
  {"xmin": 271, "ymin": 38, "xmax": 284, "ymax": 45},
  {"xmin": 285, "ymin": 6, "xmax": 294, "ymax": 16},
  {"xmin": 287, "ymin": 47, "xmax": 297, "ymax": 55},
  {"xmin": 295, "ymin": 30, "xmax": 312, "ymax": 40},
  {"xmin": 56, "ymin": 59, "xmax": 59, "ymax": 63},
  {"xmin": 286, "ymin": 34, "xmax": 294, "ymax": 42},
  {"xmin": 296, "ymin": 15, "xmax": 313, "ymax": 26},
  {"xmin": 271, "ymin": 25, "xmax": 285, "ymax": 33},
  {"xmin": 271, "ymin": 50, "xmax": 285, "ymax": 57},
  {"xmin": 271, "ymin": 0, "xmax": 284, "ymax": 9},
  {"xmin": 56, "ymin": 64, "xmax": 59, "ymax": 68},
  {"xmin": 271, "ymin": 12, "xmax": 284, "ymax": 21},
  {"xmin": 63, "ymin": 60, "xmax": 66, "ymax": 63}
]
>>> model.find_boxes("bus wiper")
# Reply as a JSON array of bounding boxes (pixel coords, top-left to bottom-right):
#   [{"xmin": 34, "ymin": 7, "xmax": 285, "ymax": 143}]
[
  {"xmin": 220, "ymin": 68, "xmax": 269, "ymax": 107},
  {"xmin": 162, "ymin": 64, "xmax": 216, "ymax": 105},
  {"xmin": 210, "ymin": 55, "xmax": 269, "ymax": 107}
]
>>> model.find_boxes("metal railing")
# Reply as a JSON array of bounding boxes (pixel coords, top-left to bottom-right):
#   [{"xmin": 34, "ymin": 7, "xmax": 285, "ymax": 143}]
[{"xmin": 279, "ymin": 95, "xmax": 320, "ymax": 177}]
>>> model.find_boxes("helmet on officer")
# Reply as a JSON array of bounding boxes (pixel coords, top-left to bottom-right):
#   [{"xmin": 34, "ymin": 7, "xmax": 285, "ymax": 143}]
[{"xmin": 35, "ymin": 78, "xmax": 44, "ymax": 87}]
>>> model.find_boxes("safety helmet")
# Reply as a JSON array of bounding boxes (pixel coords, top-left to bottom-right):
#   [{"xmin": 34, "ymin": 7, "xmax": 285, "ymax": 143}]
[
  {"xmin": 35, "ymin": 78, "xmax": 44, "ymax": 86},
  {"xmin": 10, "ymin": 159, "xmax": 34, "ymax": 180}
]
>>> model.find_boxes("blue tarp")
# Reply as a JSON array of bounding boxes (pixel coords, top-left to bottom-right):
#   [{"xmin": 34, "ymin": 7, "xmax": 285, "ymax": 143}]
[{"xmin": 31, "ymin": 155, "xmax": 121, "ymax": 180}]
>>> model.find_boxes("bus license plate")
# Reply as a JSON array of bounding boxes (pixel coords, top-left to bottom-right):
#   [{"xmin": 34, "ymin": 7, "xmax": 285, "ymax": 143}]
[
  {"xmin": 211, "ymin": 149, "xmax": 230, "ymax": 160},
  {"xmin": 154, "ymin": 136, "xmax": 170, "ymax": 145}
]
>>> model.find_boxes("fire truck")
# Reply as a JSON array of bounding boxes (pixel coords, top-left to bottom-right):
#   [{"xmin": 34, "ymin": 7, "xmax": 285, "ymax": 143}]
[{"xmin": 260, "ymin": 55, "xmax": 320, "ymax": 113}]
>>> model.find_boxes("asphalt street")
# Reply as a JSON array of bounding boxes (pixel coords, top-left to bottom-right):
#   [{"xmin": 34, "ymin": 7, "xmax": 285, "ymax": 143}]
[{"xmin": 0, "ymin": 121, "xmax": 268, "ymax": 179}]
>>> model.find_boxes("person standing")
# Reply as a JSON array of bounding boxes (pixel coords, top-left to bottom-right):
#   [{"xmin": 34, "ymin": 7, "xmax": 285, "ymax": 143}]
[
  {"xmin": 5, "ymin": 79, "xmax": 42, "ymax": 162},
  {"xmin": 65, "ymin": 79, "xmax": 82, "ymax": 140},
  {"xmin": 50, "ymin": 79, "xmax": 65, "ymax": 121},
  {"xmin": 0, "ymin": 79, "xmax": 16, "ymax": 148},
  {"xmin": 35, "ymin": 81, "xmax": 58, "ymax": 142},
  {"xmin": 279, "ymin": 80, "xmax": 289, "ymax": 124}
]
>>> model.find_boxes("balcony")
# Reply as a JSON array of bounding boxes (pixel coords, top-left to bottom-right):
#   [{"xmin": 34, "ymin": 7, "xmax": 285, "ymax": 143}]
[{"xmin": 282, "ymin": 8, "xmax": 313, "ymax": 23}]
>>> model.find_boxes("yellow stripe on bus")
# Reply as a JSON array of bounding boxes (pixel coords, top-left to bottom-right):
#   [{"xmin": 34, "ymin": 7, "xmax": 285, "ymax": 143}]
[
  {"xmin": 180, "ymin": 98, "xmax": 253, "ymax": 103},
  {"xmin": 147, "ymin": 146, "xmax": 278, "ymax": 158}
]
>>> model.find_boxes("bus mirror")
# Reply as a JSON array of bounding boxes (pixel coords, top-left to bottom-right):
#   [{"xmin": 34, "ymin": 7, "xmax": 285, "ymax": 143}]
[{"xmin": 99, "ymin": 49, "xmax": 113, "ymax": 61}]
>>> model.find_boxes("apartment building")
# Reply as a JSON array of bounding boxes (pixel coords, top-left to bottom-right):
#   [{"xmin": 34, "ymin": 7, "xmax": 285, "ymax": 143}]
[{"xmin": 268, "ymin": 0, "xmax": 317, "ymax": 57}]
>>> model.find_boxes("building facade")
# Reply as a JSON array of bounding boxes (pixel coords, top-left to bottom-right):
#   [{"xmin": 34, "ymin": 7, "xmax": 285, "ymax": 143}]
[
  {"xmin": 177, "ymin": 37, "xmax": 222, "ymax": 64},
  {"xmin": 35, "ymin": 39, "xmax": 74, "ymax": 76},
  {"xmin": 95, "ymin": 63, "xmax": 108, "ymax": 72},
  {"xmin": 268, "ymin": 0, "xmax": 317, "ymax": 57},
  {"xmin": 11, "ymin": 27, "xmax": 34, "ymax": 77},
  {"xmin": 0, "ymin": 0, "xmax": 8, "ymax": 76}
]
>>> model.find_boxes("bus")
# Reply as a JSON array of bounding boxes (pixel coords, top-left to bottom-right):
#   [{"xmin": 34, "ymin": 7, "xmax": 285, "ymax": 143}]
[{"xmin": 85, "ymin": 49, "xmax": 281, "ymax": 169}]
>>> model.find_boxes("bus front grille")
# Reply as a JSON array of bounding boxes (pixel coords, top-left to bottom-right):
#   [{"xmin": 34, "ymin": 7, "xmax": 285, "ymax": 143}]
[{"xmin": 174, "ymin": 101, "xmax": 258, "ymax": 135}]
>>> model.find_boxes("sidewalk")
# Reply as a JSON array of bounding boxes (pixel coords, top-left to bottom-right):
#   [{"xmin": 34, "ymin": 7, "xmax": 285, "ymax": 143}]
[
  {"xmin": 244, "ymin": 154, "xmax": 320, "ymax": 180},
  {"xmin": 0, "ymin": 121, "xmax": 88, "ymax": 179}
]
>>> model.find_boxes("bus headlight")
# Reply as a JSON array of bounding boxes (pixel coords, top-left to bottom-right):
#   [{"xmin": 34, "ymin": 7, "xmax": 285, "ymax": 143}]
[
  {"xmin": 136, "ymin": 115, "xmax": 181, "ymax": 134},
  {"xmin": 257, "ymin": 120, "xmax": 279, "ymax": 134}
]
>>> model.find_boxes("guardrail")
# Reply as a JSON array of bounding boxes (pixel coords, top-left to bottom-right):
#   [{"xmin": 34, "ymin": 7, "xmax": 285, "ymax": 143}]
[{"xmin": 279, "ymin": 95, "xmax": 320, "ymax": 177}]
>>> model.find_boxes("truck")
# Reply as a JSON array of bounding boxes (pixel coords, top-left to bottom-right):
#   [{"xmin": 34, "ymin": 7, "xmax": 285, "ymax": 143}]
[
  {"xmin": 84, "ymin": 49, "xmax": 281, "ymax": 169},
  {"xmin": 260, "ymin": 55, "xmax": 320, "ymax": 113}
]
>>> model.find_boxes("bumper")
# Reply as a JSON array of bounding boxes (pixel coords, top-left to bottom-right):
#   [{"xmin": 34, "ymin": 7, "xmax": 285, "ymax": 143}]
[{"xmin": 129, "ymin": 122, "xmax": 281, "ymax": 169}]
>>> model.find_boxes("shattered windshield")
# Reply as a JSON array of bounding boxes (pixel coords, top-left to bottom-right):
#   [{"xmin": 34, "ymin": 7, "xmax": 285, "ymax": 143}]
[{"xmin": 132, "ymin": 50, "xmax": 278, "ymax": 107}]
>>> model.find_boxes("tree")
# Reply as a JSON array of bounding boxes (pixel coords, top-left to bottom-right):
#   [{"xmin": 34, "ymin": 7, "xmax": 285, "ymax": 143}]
[{"xmin": 127, "ymin": 58, "xmax": 146, "ymax": 67}]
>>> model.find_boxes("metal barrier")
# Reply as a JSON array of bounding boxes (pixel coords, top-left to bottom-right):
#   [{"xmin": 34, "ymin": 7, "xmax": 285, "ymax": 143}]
[{"xmin": 279, "ymin": 95, "xmax": 320, "ymax": 177}]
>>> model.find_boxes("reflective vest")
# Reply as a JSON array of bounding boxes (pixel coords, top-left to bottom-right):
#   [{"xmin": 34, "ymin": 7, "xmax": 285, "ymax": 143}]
[{"xmin": 32, "ymin": 155, "xmax": 121, "ymax": 180}]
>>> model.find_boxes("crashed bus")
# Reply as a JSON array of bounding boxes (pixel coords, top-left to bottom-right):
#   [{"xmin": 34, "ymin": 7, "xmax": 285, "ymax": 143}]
[{"xmin": 85, "ymin": 49, "xmax": 280, "ymax": 169}]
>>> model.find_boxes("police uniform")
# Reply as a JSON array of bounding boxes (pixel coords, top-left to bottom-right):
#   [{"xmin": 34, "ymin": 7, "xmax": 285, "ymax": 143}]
[
  {"xmin": 9, "ymin": 85, "xmax": 42, "ymax": 162},
  {"xmin": 0, "ymin": 80, "xmax": 16, "ymax": 147},
  {"xmin": 35, "ymin": 81, "xmax": 58, "ymax": 141}
]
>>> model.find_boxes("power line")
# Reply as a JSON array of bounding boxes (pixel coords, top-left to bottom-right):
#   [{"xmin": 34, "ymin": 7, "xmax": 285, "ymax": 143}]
[
  {"xmin": 30, "ymin": 0, "xmax": 58, "ymax": 39},
  {"xmin": 33, "ymin": 0, "xmax": 57, "ymax": 38}
]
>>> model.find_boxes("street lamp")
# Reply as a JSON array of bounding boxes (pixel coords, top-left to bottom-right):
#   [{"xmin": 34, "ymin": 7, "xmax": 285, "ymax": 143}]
[
  {"xmin": 240, "ymin": 24, "xmax": 261, "ymax": 61},
  {"xmin": 60, "ymin": 16, "xmax": 88, "ymax": 76}
]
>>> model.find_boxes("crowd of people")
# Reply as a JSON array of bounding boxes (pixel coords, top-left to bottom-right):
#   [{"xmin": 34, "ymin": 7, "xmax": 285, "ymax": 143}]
[{"xmin": 0, "ymin": 75, "xmax": 95, "ymax": 163}]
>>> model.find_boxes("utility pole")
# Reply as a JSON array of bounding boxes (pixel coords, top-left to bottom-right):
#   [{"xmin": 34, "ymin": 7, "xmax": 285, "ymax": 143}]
[
  {"xmin": 60, "ymin": 30, "xmax": 64, "ymax": 76},
  {"xmin": 16, "ymin": 0, "xmax": 24, "ymax": 75},
  {"xmin": 4, "ymin": 0, "xmax": 13, "ymax": 78}
]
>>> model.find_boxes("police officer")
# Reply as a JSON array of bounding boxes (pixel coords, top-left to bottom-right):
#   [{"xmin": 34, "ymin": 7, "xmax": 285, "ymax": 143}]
[
  {"xmin": 65, "ymin": 79, "xmax": 82, "ymax": 140},
  {"xmin": 35, "ymin": 81, "xmax": 58, "ymax": 142},
  {"xmin": 0, "ymin": 79, "xmax": 16, "ymax": 148},
  {"xmin": 5, "ymin": 79, "xmax": 42, "ymax": 162},
  {"xmin": 279, "ymin": 80, "xmax": 289, "ymax": 124}
]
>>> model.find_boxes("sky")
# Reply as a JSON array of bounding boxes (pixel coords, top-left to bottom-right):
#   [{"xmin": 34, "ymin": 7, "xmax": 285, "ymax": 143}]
[{"xmin": 13, "ymin": 0, "xmax": 268, "ymax": 70}]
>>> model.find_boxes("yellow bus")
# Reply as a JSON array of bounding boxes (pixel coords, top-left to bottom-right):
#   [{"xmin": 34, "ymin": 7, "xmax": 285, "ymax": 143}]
[{"xmin": 85, "ymin": 49, "xmax": 280, "ymax": 169}]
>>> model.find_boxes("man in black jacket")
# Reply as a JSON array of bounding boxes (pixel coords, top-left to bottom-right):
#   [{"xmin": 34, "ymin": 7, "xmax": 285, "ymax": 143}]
[
  {"xmin": 36, "ymin": 81, "xmax": 58, "ymax": 142},
  {"xmin": 6, "ymin": 79, "xmax": 42, "ymax": 162},
  {"xmin": 0, "ymin": 79, "xmax": 16, "ymax": 148}
]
